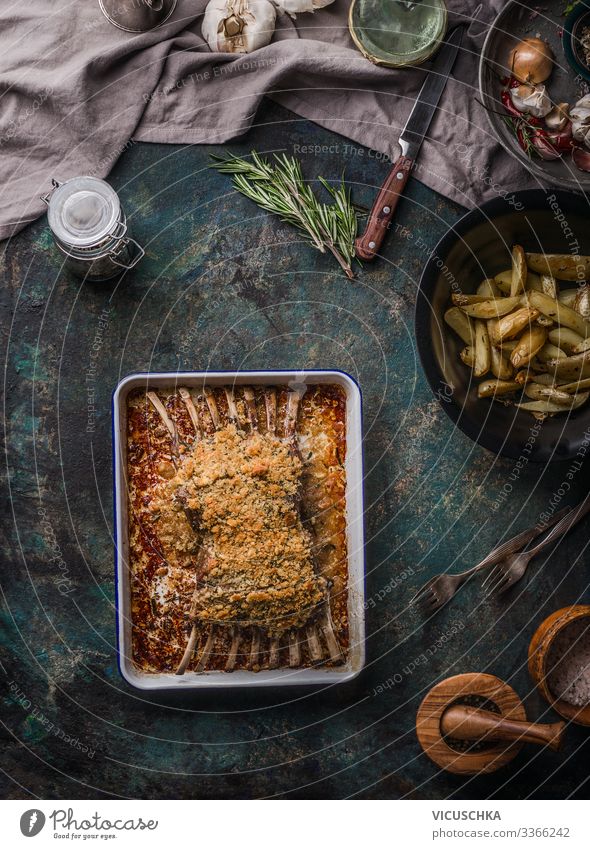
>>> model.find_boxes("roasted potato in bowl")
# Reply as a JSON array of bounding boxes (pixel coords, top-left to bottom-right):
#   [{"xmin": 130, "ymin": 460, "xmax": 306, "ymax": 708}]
[{"xmin": 416, "ymin": 190, "xmax": 590, "ymax": 460}]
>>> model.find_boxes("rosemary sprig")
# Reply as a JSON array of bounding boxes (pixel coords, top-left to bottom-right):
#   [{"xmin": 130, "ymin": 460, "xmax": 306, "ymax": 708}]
[{"xmin": 211, "ymin": 151, "xmax": 358, "ymax": 278}]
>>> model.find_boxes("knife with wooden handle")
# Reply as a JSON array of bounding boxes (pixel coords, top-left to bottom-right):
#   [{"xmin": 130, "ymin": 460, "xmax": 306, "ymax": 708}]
[{"xmin": 355, "ymin": 25, "xmax": 465, "ymax": 261}]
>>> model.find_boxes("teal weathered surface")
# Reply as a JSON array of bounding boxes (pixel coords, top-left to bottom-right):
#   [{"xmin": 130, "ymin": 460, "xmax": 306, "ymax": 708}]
[{"xmin": 1, "ymin": 100, "xmax": 588, "ymax": 799}]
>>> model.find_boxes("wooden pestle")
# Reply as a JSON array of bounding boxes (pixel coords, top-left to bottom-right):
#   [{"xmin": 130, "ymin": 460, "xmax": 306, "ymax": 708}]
[{"xmin": 441, "ymin": 704, "xmax": 566, "ymax": 752}]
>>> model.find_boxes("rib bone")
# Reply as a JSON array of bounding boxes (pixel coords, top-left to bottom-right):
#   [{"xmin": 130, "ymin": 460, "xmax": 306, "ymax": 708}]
[
  {"xmin": 320, "ymin": 603, "xmax": 342, "ymax": 663},
  {"xmin": 249, "ymin": 628, "xmax": 261, "ymax": 669},
  {"xmin": 147, "ymin": 391, "xmax": 178, "ymax": 447},
  {"xmin": 225, "ymin": 627, "xmax": 241, "ymax": 672},
  {"xmin": 306, "ymin": 624, "xmax": 323, "ymax": 662},
  {"xmin": 243, "ymin": 386, "xmax": 258, "ymax": 431},
  {"xmin": 176, "ymin": 625, "xmax": 199, "ymax": 675},
  {"xmin": 264, "ymin": 388, "xmax": 277, "ymax": 434},
  {"xmin": 203, "ymin": 386, "xmax": 220, "ymax": 428},
  {"xmin": 179, "ymin": 387, "xmax": 202, "ymax": 439},
  {"xmin": 288, "ymin": 630, "xmax": 301, "ymax": 668},
  {"xmin": 268, "ymin": 637, "xmax": 280, "ymax": 669},
  {"xmin": 195, "ymin": 625, "xmax": 216, "ymax": 672}
]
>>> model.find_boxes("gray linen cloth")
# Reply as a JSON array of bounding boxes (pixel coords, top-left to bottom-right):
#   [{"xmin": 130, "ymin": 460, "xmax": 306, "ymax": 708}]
[{"xmin": 0, "ymin": 0, "xmax": 537, "ymax": 240}]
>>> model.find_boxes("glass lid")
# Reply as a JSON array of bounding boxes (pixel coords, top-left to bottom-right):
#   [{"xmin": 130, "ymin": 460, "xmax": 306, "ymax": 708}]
[
  {"xmin": 349, "ymin": 0, "xmax": 448, "ymax": 68},
  {"xmin": 47, "ymin": 176, "xmax": 121, "ymax": 247}
]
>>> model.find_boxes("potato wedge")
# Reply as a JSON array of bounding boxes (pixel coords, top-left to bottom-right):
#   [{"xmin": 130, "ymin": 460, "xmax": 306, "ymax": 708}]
[
  {"xmin": 530, "ymin": 372, "xmax": 557, "ymax": 385},
  {"xmin": 514, "ymin": 369, "xmax": 532, "ymax": 385},
  {"xmin": 488, "ymin": 307, "xmax": 540, "ymax": 344},
  {"xmin": 445, "ymin": 307, "xmax": 475, "ymax": 346},
  {"xmin": 490, "ymin": 345, "xmax": 514, "ymax": 380},
  {"xmin": 538, "ymin": 343, "xmax": 566, "ymax": 362},
  {"xmin": 517, "ymin": 392, "xmax": 589, "ymax": 414},
  {"xmin": 526, "ymin": 253, "xmax": 590, "ymax": 281},
  {"xmin": 452, "ymin": 294, "xmax": 491, "ymax": 305},
  {"xmin": 474, "ymin": 320, "xmax": 491, "ymax": 377},
  {"xmin": 511, "ymin": 326, "xmax": 547, "ymax": 368},
  {"xmin": 477, "ymin": 278, "xmax": 501, "ymax": 298},
  {"xmin": 460, "ymin": 296, "xmax": 522, "ymax": 319},
  {"xmin": 524, "ymin": 383, "xmax": 573, "ymax": 405},
  {"xmin": 546, "ymin": 351, "xmax": 590, "ymax": 381},
  {"xmin": 573, "ymin": 337, "xmax": 590, "ymax": 354},
  {"xmin": 548, "ymin": 327, "xmax": 584, "ymax": 353},
  {"xmin": 498, "ymin": 339, "xmax": 518, "ymax": 353},
  {"xmin": 557, "ymin": 376, "xmax": 590, "ymax": 393},
  {"xmin": 478, "ymin": 379, "xmax": 521, "ymax": 398},
  {"xmin": 511, "ymin": 245, "xmax": 527, "ymax": 296},
  {"xmin": 525, "ymin": 290, "xmax": 590, "ymax": 337},
  {"xmin": 494, "ymin": 269, "xmax": 512, "ymax": 293},
  {"xmin": 460, "ymin": 346, "xmax": 475, "ymax": 368},
  {"xmin": 536, "ymin": 315, "xmax": 554, "ymax": 327}
]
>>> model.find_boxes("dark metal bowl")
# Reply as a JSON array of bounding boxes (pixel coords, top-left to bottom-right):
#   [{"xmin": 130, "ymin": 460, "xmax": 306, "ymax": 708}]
[
  {"xmin": 415, "ymin": 189, "xmax": 590, "ymax": 461},
  {"xmin": 479, "ymin": 0, "xmax": 590, "ymax": 191}
]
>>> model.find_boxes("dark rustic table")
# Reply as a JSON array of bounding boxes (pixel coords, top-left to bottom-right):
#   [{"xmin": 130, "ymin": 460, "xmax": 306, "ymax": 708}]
[{"xmin": 1, "ymin": 100, "xmax": 589, "ymax": 800}]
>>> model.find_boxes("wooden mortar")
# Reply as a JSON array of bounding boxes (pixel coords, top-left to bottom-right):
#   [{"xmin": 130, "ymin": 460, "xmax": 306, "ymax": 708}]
[
  {"xmin": 528, "ymin": 604, "xmax": 590, "ymax": 727},
  {"xmin": 416, "ymin": 672, "xmax": 566, "ymax": 775}
]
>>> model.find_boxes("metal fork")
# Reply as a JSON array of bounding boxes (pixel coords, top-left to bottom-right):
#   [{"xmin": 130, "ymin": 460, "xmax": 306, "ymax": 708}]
[
  {"xmin": 411, "ymin": 506, "xmax": 571, "ymax": 615},
  {"xmin": 483, "ymin": 494, "xmax": 590, "ymax": 597}
]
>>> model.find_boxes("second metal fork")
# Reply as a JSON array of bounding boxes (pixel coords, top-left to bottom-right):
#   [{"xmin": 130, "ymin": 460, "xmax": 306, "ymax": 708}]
[
  {"xmin": 483, "ymin": 494, "xmax": 590, "ymax": 596},
  {"xmin": 412, "ymin": 506, "xmax": 571, "ymax": 615}
]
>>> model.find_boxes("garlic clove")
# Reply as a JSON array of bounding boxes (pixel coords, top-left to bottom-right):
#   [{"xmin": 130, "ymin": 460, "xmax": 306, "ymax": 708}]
[
  {"xmin": 509, "ymin": 83, "xmax": 552, "ymax": 118},
  {"xmin": 545, "ymin": 102, "xmax": 570, "ymax": 133},
  {"xmin": 570, "ymin": 94, "xmax": 590, "ymax": 149}
]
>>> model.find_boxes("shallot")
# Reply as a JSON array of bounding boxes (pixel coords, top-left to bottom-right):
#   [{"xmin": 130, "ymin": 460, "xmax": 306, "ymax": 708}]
[{"xmin": 509, "ymin": 37, "xmax": 554, "ymax": 84}]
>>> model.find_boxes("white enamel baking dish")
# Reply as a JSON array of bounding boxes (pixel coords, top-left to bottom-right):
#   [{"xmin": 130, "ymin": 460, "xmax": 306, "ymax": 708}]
[{"xmin": 113, "ymin": 370, "xmax": 365, "ymax": 689}]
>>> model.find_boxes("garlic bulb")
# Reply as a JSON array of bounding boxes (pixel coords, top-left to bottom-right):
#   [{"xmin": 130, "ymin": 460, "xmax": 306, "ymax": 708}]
[
  {"xmin": 202, "ymin": 0, "xmax": 276, "ymax": 54},
  {"xmin": 509, "ymin": 83, "xmax": 552, "ymax": 118},
  {"xmin": 273, "ymin": 0, "xmax": 335, "ymax": 14},
  {"xmin": 570, "ymin": 94, "xmax": 590, "ymax": 150}
]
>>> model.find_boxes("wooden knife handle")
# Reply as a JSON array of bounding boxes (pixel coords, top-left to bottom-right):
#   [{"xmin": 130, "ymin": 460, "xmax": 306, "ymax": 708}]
[
  {"xmin": 354, "ymin": 154, "xmax": 413, "ymax": 261},
  {"xmin": 441, "ymin": 705, "xmax": 566, "ymax": 752}
]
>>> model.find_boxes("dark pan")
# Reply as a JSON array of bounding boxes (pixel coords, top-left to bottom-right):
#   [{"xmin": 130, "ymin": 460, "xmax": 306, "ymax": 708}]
[{"xmin": 415, "ymin": 189, "xmax": 590, "ymax": 461}]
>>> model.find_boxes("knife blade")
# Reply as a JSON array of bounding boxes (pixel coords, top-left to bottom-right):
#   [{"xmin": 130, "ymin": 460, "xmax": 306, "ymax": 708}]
[{"xmin": 355, "ymin": 26, "xmax": 465, "ymax": 261}]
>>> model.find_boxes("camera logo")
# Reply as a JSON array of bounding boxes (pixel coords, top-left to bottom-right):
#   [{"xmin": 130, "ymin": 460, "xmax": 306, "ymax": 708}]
[{"xmin": 20, "ymin": 810, "xmax": 46, "ymax": 837}]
